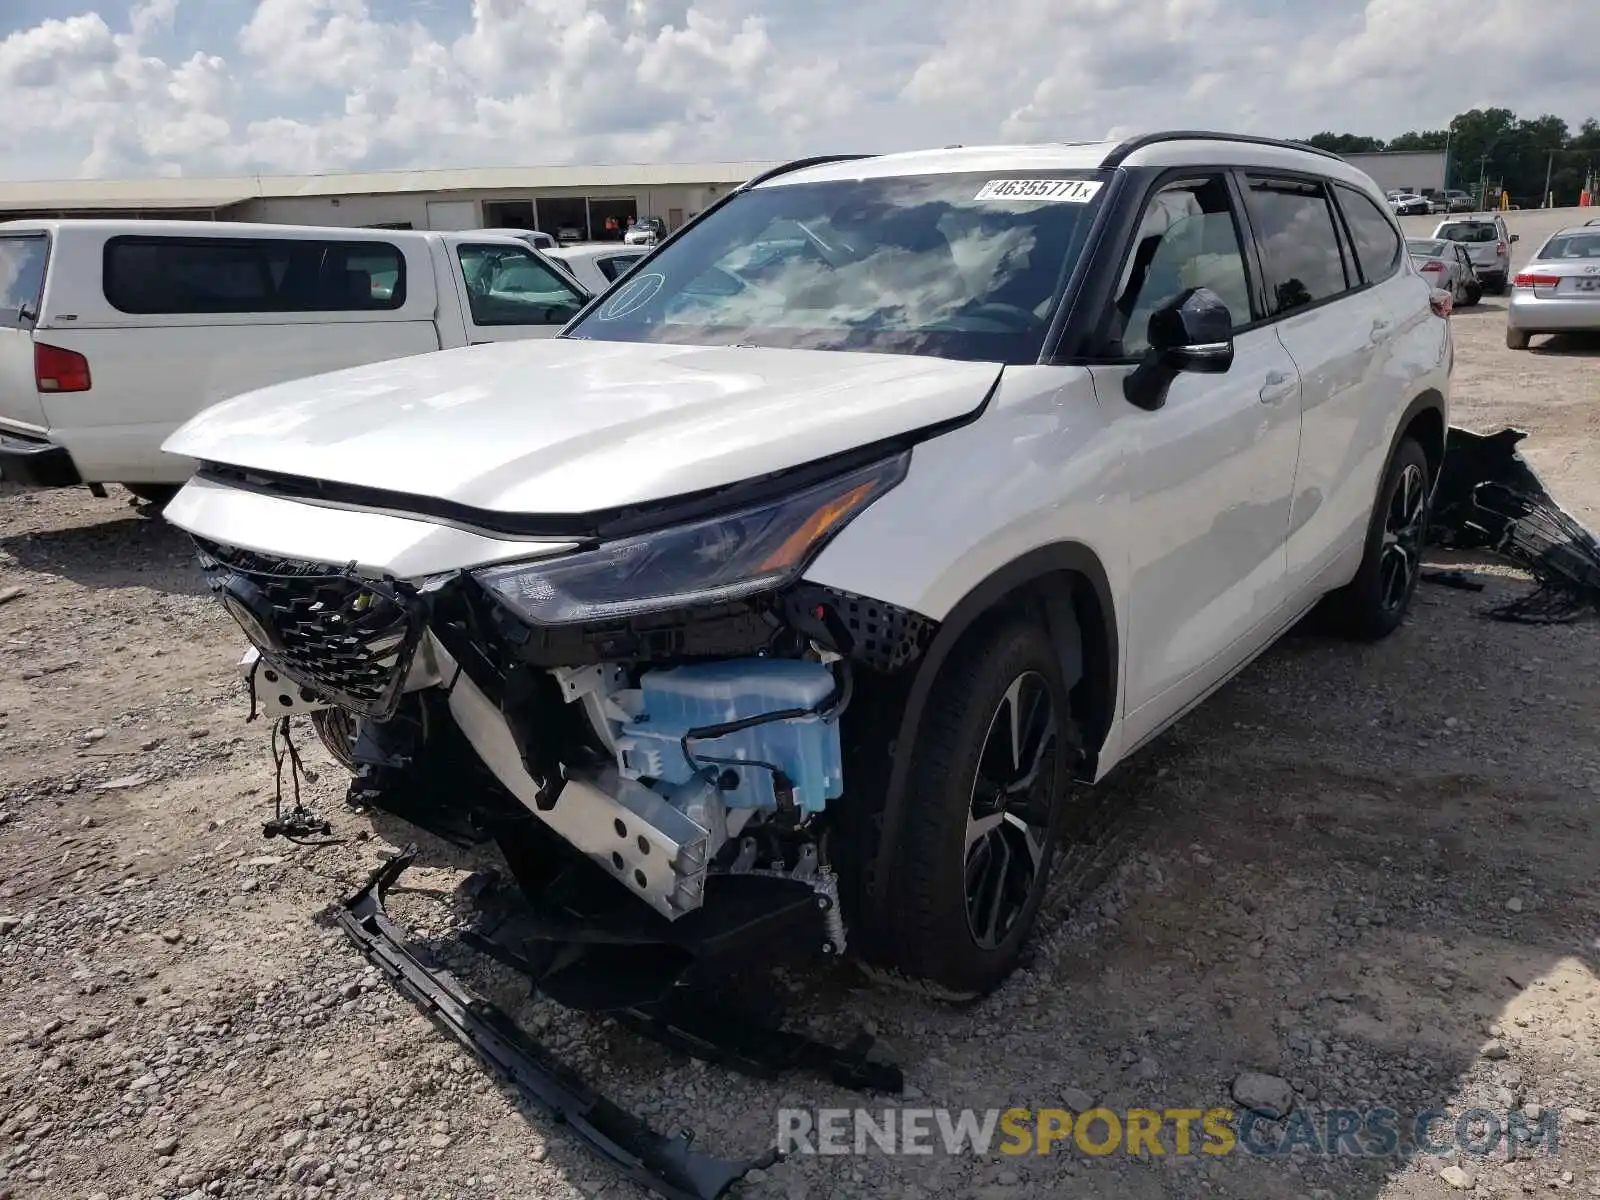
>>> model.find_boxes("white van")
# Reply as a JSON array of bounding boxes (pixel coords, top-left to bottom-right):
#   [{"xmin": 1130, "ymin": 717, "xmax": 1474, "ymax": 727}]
[{"xmin": 0, "ymin": 220, "xmax": 592, "ymax": 500}]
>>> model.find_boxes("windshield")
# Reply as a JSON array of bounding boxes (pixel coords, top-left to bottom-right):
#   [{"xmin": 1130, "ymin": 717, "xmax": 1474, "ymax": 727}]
[
  {"xmin": 565, "ymin": 170, "xmax": 1111, "ymax": 363},
  {"xmin": 1407, "ymin": 239, "xmax": 1447, "ymax": 256},
  {"xmin": 1438, "ymin": 223, "xmax": 1498, "ymax": 243},
  {"xmin": 1539, "ymin": 232, "xmax": 1600, "ymax": 260}
]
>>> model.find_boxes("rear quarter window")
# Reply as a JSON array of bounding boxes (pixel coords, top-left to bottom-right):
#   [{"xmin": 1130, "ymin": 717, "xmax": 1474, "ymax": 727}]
[
  {"xmin": 0, "ymin": 235, "xmax": 49, "ymax": 329},
  {"xmin": 1335, "ymin": 184, "xmax": 1404, "ymax": 283},
  {"xmin": 102, "ymin": 236, "xmax": 408, "ymax": 314}
]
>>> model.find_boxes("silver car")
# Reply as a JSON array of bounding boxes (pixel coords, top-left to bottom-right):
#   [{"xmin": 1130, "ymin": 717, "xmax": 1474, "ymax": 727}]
[
  {"xmin": 1407, "ymin": 238, "xmax": 1481, "ymax": 305},
  {"xmin": 1506, "ymin": 225, "xmax": 1600, "ymax": 349},
  {"xmin": 1432, "ymin": 216, "xmax": 1518, "ymax": 294}
]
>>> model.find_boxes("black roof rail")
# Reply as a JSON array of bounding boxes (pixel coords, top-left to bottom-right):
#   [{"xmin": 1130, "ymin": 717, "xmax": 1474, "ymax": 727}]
[
  {"xmin": 737, "ymin": 154, "xmax": 878, "ymax": 192},
  {"xmin": 1100, "ymin": 131, "xmax": 1346, "ymax": 169}
]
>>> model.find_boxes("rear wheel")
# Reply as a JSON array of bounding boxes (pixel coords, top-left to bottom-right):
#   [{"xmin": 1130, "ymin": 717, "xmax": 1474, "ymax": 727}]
[
  {"xmin": 872, "ymin": 618, "xmax": 1076, "ymax": 998},
  {"xmin": 1323, "ymin": 437, "xmax": 1431, "ymax": 642},
  {"xmin": 1506, "ymin": 328, "xmax": 1531, "ymax": 350}
]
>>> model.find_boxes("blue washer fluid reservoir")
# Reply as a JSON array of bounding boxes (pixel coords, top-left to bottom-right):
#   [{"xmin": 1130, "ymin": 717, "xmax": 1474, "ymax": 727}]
[{"xmin": 614, "ymin": 658, "xmax": 843, "ymax": 815}]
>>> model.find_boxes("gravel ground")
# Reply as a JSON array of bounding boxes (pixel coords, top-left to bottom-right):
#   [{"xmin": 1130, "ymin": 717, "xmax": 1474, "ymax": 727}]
[{"xmin": 3, "ymin": 209, "xmax": 1599, "ymax": 1200}]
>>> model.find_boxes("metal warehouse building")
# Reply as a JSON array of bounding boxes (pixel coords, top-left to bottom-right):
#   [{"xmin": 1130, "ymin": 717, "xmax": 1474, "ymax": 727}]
[
  {"xmin": 1341, "ymin": 150, "xmax": 1449, "ymax": 197},
  {"xmin": 0, "ymin": 147, "xmax": 1454, "ymax": 236},
  {"xmin": 0, "ymin": 160, "xmax": 787, "ymax": 239}
]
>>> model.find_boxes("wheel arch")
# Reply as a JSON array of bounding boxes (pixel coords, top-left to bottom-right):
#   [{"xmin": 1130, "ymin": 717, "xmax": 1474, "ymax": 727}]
[
  {"xmin": 1398, "ymin": 389, "xmax": 1447, "ymax": 489},
  {"xmin": 864, "ymin": 542, "xmax": 1119, "ymax": 932}
]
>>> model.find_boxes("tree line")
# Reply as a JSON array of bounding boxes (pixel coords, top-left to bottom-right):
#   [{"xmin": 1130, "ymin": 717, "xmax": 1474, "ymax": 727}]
[{"xmin": 1299, "ymin": 108, "xmax": 1600, "ymax": 205}]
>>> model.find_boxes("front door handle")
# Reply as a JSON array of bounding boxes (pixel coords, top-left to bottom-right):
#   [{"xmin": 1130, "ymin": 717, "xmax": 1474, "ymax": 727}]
[
  {"xmin": 1369, "ymin": 318, "xmax": 1392, "ymax": 345},
  {"xmin": 1259, "ymin": 370, "xmax": 1296, "ymax": 406}
]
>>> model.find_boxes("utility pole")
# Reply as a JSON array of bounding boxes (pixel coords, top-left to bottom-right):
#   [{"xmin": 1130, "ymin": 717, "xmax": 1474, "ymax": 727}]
[
  {"xmin": 1544, "ymin": 151, "xmax": 1554, "ymax": 208},
  {"xmin": 1477, "ymin": 155, "xmax": 1489, "ymax": 208}
]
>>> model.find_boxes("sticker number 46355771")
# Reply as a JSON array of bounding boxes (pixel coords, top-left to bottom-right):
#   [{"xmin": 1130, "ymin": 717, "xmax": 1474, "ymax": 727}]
[{"xmin": 973, "ymin": 178, "xmax": 1104, "ymax": 203}]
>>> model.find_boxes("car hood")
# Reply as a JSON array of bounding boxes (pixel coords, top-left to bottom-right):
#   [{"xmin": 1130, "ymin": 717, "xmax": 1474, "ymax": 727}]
[{"xmin": 162, "ymin": 338, "xmax": 1002, "ymax": 514}]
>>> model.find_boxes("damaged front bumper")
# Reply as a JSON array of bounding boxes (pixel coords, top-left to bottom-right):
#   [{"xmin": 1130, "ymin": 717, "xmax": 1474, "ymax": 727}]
[
  {"xmin": 240, "ymin": 635, "xmax": 850, "ymax": 947},
  {"xmin": 335, "ymin": 848, "xmax": 775, "ymax": 1200}
]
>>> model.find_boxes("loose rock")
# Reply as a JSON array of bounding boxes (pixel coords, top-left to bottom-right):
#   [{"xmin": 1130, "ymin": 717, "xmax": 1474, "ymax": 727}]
[{"xmin": 1232, "ymin": 1072, "xmax": 1294, "ymax": 1119}]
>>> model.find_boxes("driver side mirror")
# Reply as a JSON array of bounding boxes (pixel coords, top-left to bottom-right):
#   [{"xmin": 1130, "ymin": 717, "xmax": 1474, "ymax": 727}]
[{"xmin": 1123, "ymin": 287, "xmax": 1235, "ymax": 412}]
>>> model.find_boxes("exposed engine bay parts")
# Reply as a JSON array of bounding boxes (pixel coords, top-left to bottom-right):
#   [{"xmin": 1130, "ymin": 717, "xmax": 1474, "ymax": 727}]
[{"xmin": 1429, "ymin": 426, "xmax": 1600, "ymax": 623}]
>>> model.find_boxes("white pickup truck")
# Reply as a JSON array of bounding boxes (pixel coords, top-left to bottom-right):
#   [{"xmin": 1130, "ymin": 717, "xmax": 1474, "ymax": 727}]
[{"xmin": 0, "ymin": 220, "xmax": 593, "ymax": 500}]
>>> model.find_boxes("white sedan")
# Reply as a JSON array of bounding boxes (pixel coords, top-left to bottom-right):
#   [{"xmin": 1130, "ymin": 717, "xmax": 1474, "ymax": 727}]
[
  {"xmin": 1506, "ymin": 226, "xmax": 1600, "ymax": 349},
  {"xmin": 543, "ymin": 244, "xmax": 648, "ymax": 295}
]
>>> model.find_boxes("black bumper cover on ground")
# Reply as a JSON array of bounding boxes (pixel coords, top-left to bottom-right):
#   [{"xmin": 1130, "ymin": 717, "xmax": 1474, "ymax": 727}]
[
  {"xmin": 1430, "ymin": 425, "xmax": 1600, "ymax": 622},
  {"xmin": 335, "ymin": 848, "xmax": 776, "ymax": 1200},
  {"xmin": 0, "ymin": 432, "xmax": 81, "ymax": 488}
]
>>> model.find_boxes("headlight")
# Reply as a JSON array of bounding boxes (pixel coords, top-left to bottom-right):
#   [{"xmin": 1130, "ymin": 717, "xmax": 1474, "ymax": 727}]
[{"xmin": 475, "ymin": 453, "xmax": 908, "ymax": 624}]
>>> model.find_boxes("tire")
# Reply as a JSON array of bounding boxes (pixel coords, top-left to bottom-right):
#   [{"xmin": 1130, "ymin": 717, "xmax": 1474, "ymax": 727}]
[
  {"xmin": 871, "ymin": 617, "xmax": 1076, "ymax": 998},
  {"xmin": 1464, "ymin": 284, "xmax": 1482, "ymax": 306},
  {"xmin": 1323, "ymin": 437, "xmax": 1431, "ymax": 642},
  {"xmin": 124, "ymin": 483, "xmax": 181, "ymax": 506},
  {"xmin": 1506, "ymin": 328, "xmax": 1531, "ymax": 350}
]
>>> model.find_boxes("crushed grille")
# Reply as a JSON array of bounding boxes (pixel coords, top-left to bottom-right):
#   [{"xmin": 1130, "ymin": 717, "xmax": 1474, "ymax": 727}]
[{"xmin": 194, "ymin": 539, "xmax": 424, "ymax": 719}]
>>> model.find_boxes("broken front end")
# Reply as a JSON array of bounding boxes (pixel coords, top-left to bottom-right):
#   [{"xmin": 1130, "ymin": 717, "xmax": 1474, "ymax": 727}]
[{"xmin": 186, "ymin": 454, "xmax": 934, "ymax": 1006}]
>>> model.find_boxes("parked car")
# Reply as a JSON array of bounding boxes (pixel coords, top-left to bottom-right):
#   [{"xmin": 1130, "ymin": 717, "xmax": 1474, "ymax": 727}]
[
  {"xmin": 161, "ymin": 133, "xmax": 1450, "ymax": 1000},
  {"xmin": 1432, "ymin": 215, "xmax": 1517, "ymax": 294},
  {"xmin": 544, "ymin": 244, "xmax": 648, "ymax": 294},
  {"xmin": 1388, "ymin": 193, "xmax": 1431, "ymax": 216},
  {"xmin": 1505, "ymin": 225, "xmax": 1600, "ymax": 349},
  {"xmin": 1434, "ymin": 189, "xmax": 1474, "ymax": 213},
  {"xmin": 1585, "ymin": 217, "xmax": 1600, "ymax": 227},
  {"xmin": 0, "ymin": 221, "xmax": 592, "ymax": 498},
  {"xmin": 624, "ymin": 216, "xmax": 668, "ymax": 246},
  {"xmin": 1407, "ymin": 237, "xmax": 1481, "ymax": 305},
  {"xmin": 478, "ymin": 226, "xmax": 558, "ymax": 251}
]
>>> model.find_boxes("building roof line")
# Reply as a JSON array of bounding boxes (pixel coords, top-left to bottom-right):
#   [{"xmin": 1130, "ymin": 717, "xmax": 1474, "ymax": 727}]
[{"xmin": 0, "ymin": 159, "xmax": 792, "ymax": 211}]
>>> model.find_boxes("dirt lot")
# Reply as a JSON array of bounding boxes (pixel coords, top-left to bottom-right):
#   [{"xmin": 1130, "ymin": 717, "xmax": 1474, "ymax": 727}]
[{"xmin": 3, "ymin": 209, "xmax": 1599, "ymax": 1200}]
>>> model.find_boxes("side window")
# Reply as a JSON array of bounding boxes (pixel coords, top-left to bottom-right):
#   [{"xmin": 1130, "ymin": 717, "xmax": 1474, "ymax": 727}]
[
  {"xmin": 103, "ymin": 237, "xmax": 406, "ymax": 314},
  {"xmin": 1110, "ymin": 176, "xmax": 1255, "ymax": 357},
  {"xmin": 1334, "ymin": 183, "xmax": 1403, "ymax": 284},
  {"xmin": 456, "ymin": 244, "xmax": 586, "ymax": 326},
  {"xmin": 0, "ymin": 236, "xmax": 49, "ymax": 329},
  {"xmin": 596, "ymin": 254, "xmax": 642, "ymax": 283},
  {"xmin": 1242, "ymin": 178, "xmax": 1352, "ymax": 316}
]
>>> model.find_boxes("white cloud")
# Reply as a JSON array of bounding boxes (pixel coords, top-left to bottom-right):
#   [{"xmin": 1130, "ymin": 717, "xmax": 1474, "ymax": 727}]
[{"xmin": 0, "ymin": 0, "xmax": 1596, "ymax": 180}]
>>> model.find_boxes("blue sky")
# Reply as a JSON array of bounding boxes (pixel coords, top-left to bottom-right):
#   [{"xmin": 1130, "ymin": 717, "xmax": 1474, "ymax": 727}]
[{"xmin": 1, "ymin": 0, "xmax": 1596, "ymax": 181}]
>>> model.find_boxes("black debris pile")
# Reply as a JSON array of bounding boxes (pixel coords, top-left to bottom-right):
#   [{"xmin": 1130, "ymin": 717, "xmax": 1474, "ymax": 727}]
[{"xmin": 1427, "ymin": 426, "xmax": 1600, "ymax": 623}]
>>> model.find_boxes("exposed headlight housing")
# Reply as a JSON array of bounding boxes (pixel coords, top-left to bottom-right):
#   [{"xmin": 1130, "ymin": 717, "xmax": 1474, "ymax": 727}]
[{"xmin": 475, "ymin": 453, "xmax": 909, "ymax": 625}]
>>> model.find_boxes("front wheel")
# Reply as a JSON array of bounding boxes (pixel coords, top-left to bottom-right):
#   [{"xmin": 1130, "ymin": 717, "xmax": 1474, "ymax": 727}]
[
  {"xmin": 869, "ymin": 618, "xmax": 1077, "ymax": 998},
  {"xmin": 1322, "ymin": 437, "xmax": 1431, "ymax": 642}
]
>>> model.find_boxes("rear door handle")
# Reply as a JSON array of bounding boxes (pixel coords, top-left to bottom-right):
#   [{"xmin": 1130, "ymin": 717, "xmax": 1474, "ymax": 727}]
[
  {"xmin": 1258, "ymin": 370, "xmax": 1296, "ymax": 406},
  {"xmin": 1369, "ymin": 318, "xmax": 1392, "ymax": 344}
]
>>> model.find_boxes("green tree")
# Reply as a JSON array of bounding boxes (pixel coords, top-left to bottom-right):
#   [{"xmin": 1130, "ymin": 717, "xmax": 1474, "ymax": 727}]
[
  {"xmin": 1304, "ymin": 132, "xmax": 1386, "ymax": 153},
  {"xmin": 1385, "ymin": 130, "xmax": 1449, "ymax": 152}
]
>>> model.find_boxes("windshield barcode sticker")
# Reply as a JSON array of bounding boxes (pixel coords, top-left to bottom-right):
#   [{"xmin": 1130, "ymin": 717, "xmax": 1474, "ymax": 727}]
[{"xmin": 973, "ymin": 179, "xmax": 1103, "ymax": 203}]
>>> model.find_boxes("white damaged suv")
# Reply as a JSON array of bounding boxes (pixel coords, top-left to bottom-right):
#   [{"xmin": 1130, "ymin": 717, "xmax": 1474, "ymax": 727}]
[{"xmin": 163, "ymin": 134, "xmax": 1452, "ymax": 1000}]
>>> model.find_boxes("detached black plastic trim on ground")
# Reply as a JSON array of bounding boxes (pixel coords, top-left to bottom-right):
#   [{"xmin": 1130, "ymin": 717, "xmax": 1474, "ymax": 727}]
[{"xmin": 334, "ymin": 848, "xmax": 776, "ymax": 1200}]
